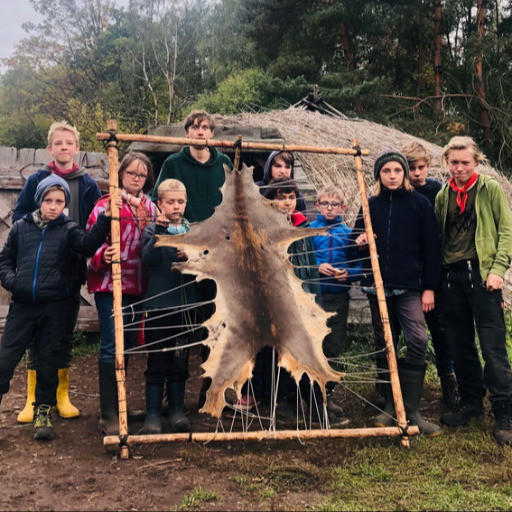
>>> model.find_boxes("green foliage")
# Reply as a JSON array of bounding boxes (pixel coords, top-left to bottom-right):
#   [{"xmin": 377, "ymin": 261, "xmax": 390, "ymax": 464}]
[{"xmin": 178, "ymin": 486, "xmax": 219, "ymax": 511}]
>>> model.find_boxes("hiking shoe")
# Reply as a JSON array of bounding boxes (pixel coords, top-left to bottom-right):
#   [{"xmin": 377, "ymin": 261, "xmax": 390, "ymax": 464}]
[
  {"xmin": 494, "ymin": 410, "xmax": 512, "ymax": 446},
  {"xmin": 440, "ymin": 401, "xmax": 484, "ymax": 427},
  {"xmin": 233, "ymin": 395, "xmax": 256, "ymax": 411},
  {"xmin": 33, "ymin": 404, "xmax": 56, "ymax": 441}
]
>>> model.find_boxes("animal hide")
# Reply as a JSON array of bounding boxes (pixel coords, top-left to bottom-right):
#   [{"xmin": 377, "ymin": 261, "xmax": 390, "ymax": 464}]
[{"xmin": 156, "ymin": 163, "xmax": 344, "ymax": 418}]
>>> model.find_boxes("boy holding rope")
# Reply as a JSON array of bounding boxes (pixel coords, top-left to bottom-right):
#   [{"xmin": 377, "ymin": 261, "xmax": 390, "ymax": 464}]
[
  {"xmin": 141, "ymin": 179, "xmax": 196, "ymax": 434},
  {"xmin": 310, "ymin": 185, "xmax": 362, "ymax": 425},
  {"xmin": 0, "ymin": 175, "xmax": 111, "ymax": 441}
]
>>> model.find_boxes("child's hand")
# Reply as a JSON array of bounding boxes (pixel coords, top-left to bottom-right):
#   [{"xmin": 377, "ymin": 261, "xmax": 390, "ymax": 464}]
[
  {"xmin": 421, "ymin": 289, "xmax": 435, "ymax": 312},
  {"xmin": 177, "ymin": 250, "xmax": 188, "ymax": 261},
  {"xmin": 319, "ymin": 263, "xmax": 348, "ymax": 282},
  {"xmin": 155, "ymin": 214, "xmax": 170, "ymax": 228},
  {"xmin": 104, "ymin": 199, "xmax": 112, "ymax": 217},
  {"xmin": 102, "ymin": 245, "xmax": 117, "ymax": 265},
  {"xmin": 355, "ymin": 233, "xmax": 368, "ymax": 246}
]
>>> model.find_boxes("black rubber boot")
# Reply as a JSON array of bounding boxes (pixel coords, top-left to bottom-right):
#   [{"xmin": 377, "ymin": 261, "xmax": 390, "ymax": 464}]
[
  {"xmin": 141, "ymin": 383, "xmax": 164, "ymax": 435},
  {"xmin": 399, "ymin": 362, "xmax": 442, "ymax": 438},
  {"xmin": 373, "ymin": 360, "xmax": 396, "ymax": 427},
  {"xmin": 98, "ymin": 362, "xmax": 119, "ymax": 436},
  {"xmin": 439, "ymin": 372, "xmax": 460, "ymax": 412},
  {"xmin": 440, "ymin": 400, "xmax": 484, "ymax": 426},
  {"xmin": 168, "ymin": 381, "xmax": 190, "ymax": 433}
]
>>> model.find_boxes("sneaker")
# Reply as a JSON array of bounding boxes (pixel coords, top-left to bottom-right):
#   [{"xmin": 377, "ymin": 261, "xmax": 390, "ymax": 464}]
[
  {"xmin": 440, "ymin": 401, "xmax": 484, "ymax": 427},
  {"xmin": 494, "ymin": 410, "xmax": 512, "ymax": 446},
  {"xmin": 233, "ymin": 395, "xmax": 256, "ymax": 411},
  {"xmin": 33, "ymin": 404, "xmax": 56, "ymax": 441}
]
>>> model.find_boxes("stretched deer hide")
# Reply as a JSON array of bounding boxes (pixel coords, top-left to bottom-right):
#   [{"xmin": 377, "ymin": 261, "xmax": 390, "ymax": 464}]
[{"xmin": 155, "ymin": 163, "xmax": 344, "ymax": 418}]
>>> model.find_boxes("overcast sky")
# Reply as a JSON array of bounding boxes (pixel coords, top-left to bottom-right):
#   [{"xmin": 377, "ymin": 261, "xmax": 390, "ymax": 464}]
[{"xmin": 0, "ymin": 0, "xmax": 129, "ymax": 72}]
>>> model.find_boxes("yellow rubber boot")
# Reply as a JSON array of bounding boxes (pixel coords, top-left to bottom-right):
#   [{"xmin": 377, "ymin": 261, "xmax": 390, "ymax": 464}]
[
  {"xmin": 17, "ymin": 369, "xmax": 36, "ymax": 423},
  {"xmin": 56, "ymin": 368, "xmax": 80, "ymax": 418}
]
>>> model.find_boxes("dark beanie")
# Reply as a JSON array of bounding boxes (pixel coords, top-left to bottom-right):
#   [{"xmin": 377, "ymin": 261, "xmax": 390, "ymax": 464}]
[
  {"xmin": 35, "ymin": 174, "xmax": 71, "ymax": 207},
  {"xmin": 373, "ymin": 148, "xmax": 410, "ymax": 180}
]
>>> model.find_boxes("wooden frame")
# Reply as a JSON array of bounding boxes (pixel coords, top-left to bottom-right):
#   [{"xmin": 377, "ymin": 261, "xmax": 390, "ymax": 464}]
[{"xmin": 98, "ymin": 122, "xmax": 416, "ymax": 458}]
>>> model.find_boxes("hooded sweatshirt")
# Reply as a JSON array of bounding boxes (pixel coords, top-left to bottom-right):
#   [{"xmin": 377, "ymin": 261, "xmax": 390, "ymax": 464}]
[{"xmin": 255, "ymin": 151, "xmax": 307, "ymax": 213}]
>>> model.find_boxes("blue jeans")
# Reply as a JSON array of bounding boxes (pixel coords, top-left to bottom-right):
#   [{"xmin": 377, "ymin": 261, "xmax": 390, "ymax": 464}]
[
  {"xmin": 368, "ymin": 290, "xmax": 428, "ymax": 367},
  {"xmin": 94, "ymin": 293, "xmax": 141, "ymax": 364},
  {"xmin": 442, "ymin": 264, "xmax": 512, "ymax": 413}
]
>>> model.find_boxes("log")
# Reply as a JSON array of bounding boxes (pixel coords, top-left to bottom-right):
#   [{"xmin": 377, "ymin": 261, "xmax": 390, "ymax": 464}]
[
  {"xmin": 352, "ymin": 139, "xmax": 409, "ymax": 448},
  {"xmin": 103, "ymin": 425, "xmax": 420, "ymax": 446},
  {"xmin": 97, "ymin": 132, "xmax": 370, "ymax": 156}
]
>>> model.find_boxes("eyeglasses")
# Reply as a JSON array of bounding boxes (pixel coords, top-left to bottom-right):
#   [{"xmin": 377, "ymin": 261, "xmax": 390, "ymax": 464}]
[
  {"xmin": 125, "ymin": 170, "xmax": 148, "ymax": 180},
  {"xmin": 318, "ymin": 201, "xmax": 342, "ymax": 208}
]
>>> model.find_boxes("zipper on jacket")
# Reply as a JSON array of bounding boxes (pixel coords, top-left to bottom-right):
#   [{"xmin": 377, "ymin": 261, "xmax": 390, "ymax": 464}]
[{"xmin": 32, "ymin": 228, "xmax": 46, "ymax": 302}]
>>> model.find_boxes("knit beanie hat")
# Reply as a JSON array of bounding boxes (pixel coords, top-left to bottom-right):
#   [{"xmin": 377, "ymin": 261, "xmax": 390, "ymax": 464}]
[
  {"xmin": 373, "ymin": 148, "xmax": 410, "ymax": 181},
  {"xmin": 35, "ymin": 174, "xmax": 71, "ymax": 207}
]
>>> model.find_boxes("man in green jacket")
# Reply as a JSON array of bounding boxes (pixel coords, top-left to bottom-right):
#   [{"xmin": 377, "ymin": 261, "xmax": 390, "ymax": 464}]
[
  {"xmin": 435, "ymin": 136, "xmax": 512, "ymax": 445},
  {"xmin": 152, "ymin": 110, "xmax": 233, "ymax": 223}
]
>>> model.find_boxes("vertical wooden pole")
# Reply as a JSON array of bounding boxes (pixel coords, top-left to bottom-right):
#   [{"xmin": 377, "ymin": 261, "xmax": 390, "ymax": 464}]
[
  {"xmin": 352, "ymin": 139, "xmax": 410, "ymax": 447},
  {"xmin": 106, "ymin": 120, "xmax": 130, "ymax": 459}
]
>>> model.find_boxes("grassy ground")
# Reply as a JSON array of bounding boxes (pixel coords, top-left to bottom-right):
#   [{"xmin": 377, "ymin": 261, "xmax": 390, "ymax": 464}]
[{"xmin": 68, "ymin": 318, "xmax": 512, "ymax": 512}]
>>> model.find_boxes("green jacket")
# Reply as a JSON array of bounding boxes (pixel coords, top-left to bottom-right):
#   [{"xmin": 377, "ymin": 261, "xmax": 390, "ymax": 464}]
[
  {"xmin": 152, "ymin": 146, "xmax": 233, "ymax": 223},
  {"xmin": 435, "ymin": 173, "xmax": 512, "ymax": 280}
]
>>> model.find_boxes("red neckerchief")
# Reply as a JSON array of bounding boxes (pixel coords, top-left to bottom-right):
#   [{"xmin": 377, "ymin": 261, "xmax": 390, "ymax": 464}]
[
  {"xmin": 291, "ymin": 211, "xmax": 307, "ymax": 227},
  {"xmin": 449, "ymin": 173, "xmax": 478, "ymax": 214},
  {"xmin": 48, "ymin": 161, "xmax": 79, "ymax": 178}
]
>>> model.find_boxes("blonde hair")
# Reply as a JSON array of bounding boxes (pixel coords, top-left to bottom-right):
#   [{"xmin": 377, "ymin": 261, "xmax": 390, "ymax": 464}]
[
  {"xmin": 316, "ymin": 184, "xmax": 345, "ymax": 205},
  {"xmin": 158, "ymin": 179, "xmax": 187, "ymax": 199},
  {"xmin": 374, "ymin": 175, "xmax": 413, "ymax": 195},
  {"xmin": 401, "ymin": 141, "xmax": 431, "ymax": 166},
  {"xmin": 441, "ymin": 136, "xmax": 487, "ymax": 170},
  {"xmin": 47, "ymin": 121, "xmax": 80, "ymax": 146}
]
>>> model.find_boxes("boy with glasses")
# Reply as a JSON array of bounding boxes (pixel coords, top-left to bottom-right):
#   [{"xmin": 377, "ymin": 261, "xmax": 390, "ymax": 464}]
[{"xmin": 310, "ymin": 185, "xmax": 361, "ymax": 424}]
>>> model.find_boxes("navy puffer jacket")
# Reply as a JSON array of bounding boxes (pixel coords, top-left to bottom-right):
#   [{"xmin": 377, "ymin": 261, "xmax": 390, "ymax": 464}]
[{"xmin": 0, "ymin": 213, "xmax": 110, "ymax": 304}]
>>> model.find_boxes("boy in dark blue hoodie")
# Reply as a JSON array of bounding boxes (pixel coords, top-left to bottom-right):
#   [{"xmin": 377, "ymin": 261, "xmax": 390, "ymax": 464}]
[{"xmin": 0, "ymin": 175, "xmax": 110, "ymax": 441}]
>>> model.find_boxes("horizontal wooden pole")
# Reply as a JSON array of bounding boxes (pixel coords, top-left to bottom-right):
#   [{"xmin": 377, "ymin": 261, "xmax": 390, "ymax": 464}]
[
  {"xmin": 103, "ymin": 425, "xmax": 419, "ymax": 446},
  {"xmin": 96, "ymin": 132, "xmax": 370, "ymax": 156}
]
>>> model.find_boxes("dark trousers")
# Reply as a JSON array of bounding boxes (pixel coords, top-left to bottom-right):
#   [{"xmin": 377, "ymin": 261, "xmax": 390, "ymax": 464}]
[
  {"xmin": 442, "ymin": 266, "xmax": 512, "ymax": 413},
  {"xmin": 322, "ymin": 292, "xmax": 350, "ymax": 370},
  {"xmin": 424, "ymin": 294, "xmax": 454, "ymax": 375},
  {"xmin": 0, "ymin": 300, "xmax": 69, "ymax": 405},
  {"xmin": 26, "ymin": 283, "xmax": 81, "ymax": 369},
  {"xmin": 368, "ymin": 291, "xmax": 428, "ymax": 367},
  {"xmin": 144, "ymin": 309, "xmax": 189, "ymax": 385}
]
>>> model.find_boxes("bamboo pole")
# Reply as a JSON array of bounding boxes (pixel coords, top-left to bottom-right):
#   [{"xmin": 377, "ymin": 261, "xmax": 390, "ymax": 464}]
[
  {"xmin": 103, "ymin": 425, "xmax": 419, "ymax": 446},
  {"xmin": 96, "ymin": 131, "xmax": 370, "ymax": 156},
  {"xmin": 352, "ymin": 139, "xmax": 410, "ymax": 448},
  {"xmin": 106, "ymin": 120, "xmax": 130, "ymax": 460}
]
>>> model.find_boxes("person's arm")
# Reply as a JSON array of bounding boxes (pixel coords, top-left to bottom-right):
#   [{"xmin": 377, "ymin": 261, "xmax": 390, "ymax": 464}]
[
  {"xmin": 142, "ymin": 222, "xmax": 167, "ymax": 267},
  {"xmin": 12, "ymin": 175, "xmax": 39, "ymax": 223},
  {"xmin": 0, "ymin": 225, "xmax": 19, "ymax": 291},
  {"xmin": 419, "ymin": 201, "xmax": 442, "ymax": 292},
  {"xmin": 486, "ymin": 182, "xmax": 512, "ymax": 287},
  {"xmin": 69, "ymin": 201, "xmax": 112, "ymax": 257}
]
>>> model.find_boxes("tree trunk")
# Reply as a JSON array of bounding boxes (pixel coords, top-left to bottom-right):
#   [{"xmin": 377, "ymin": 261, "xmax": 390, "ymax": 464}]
[
  {"xmin": 474, "ymin": 0, "xmax": 492, "ymax": 145},
  {"xmin": 433, "ymin": 0, "xmax": 443, "ymax": 112}
]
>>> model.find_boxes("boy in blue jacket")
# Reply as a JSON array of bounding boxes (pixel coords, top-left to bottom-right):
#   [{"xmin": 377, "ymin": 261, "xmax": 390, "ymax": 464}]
[
  {"xmin": 0, "ymin": 175, "xmax": 110, "ymax": 441},
  {"xmin": 310, "ymin": 185, "xmax": 362, "ymax": 424}
]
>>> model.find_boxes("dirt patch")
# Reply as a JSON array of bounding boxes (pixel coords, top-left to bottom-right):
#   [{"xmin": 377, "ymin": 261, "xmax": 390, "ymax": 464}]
[{"xmin": 0, "ymin": 347, "xmax": 438, "ymax": 511}]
